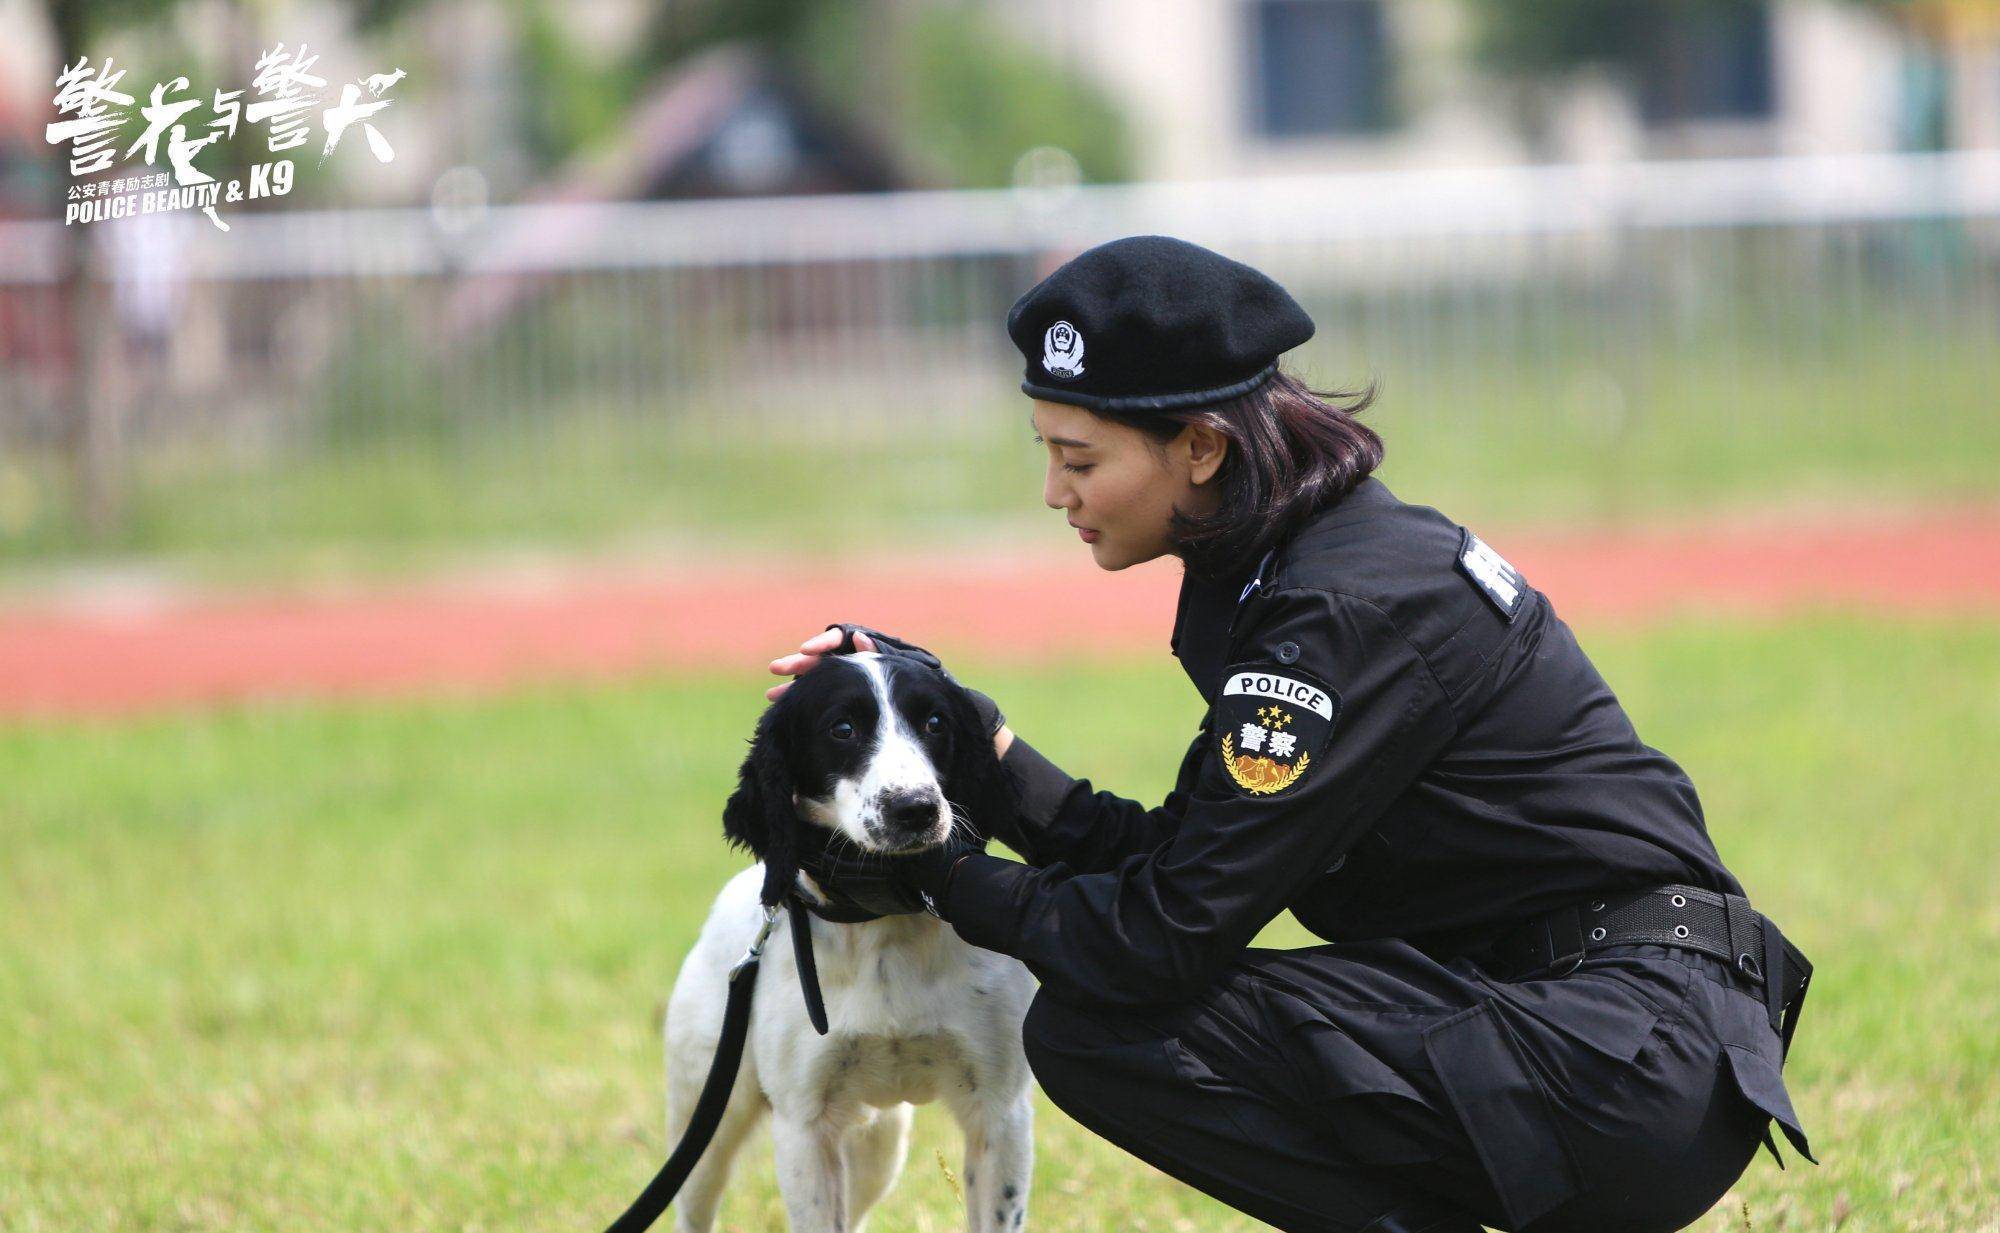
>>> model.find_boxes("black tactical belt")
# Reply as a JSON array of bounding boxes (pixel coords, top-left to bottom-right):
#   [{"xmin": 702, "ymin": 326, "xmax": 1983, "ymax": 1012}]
[{"xmin": 1479, "ymin": 883, "xmax": 1812, "ymax": 1058}]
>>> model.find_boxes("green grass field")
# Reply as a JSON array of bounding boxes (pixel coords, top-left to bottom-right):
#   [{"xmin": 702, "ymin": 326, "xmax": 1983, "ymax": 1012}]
[{"xmin": 3, "ymin": 614, "xmax": 1997, "ymax": 1231}]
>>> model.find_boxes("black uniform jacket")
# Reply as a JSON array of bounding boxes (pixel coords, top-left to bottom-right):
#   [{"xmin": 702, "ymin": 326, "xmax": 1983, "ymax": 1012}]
[{"xmin": 942, "ymin": 477, "xmax": 1746, "ymax": 1011}]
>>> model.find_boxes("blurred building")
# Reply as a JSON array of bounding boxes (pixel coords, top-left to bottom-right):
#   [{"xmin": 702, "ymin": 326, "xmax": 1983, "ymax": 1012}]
[{"xmin": 999, "ymin": 0, "xmax": 1996, "ymax": 181}]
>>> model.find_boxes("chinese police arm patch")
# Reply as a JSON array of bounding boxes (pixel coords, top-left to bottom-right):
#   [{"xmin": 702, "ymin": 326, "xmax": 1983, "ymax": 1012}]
[
  {"xmin": 1213, "ymin": 663, "xmax": 1342, "ymax": 797},
  {"xmin": 1456, "ymin": 527, "xmax": 1525, "ymax": 621}
]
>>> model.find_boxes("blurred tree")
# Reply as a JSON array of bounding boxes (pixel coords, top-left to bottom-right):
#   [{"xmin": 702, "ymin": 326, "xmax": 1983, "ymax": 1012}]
[
  {"xmin": 1470, "ymin": 0, "xmax": 1660, "ymax": 76},
  {"xmin": 1466, "ymin": 0, "xmax": 1774, "ymax": 152},
  {"xmin": 638, "ymin": 0, "xmax": 1131, "ymax": 187},
  {"xmin": 1472, "ymin": 0, "xmax": 1999, "ymax": 154},
  {"xmin": 879, "ymin": 3, "xmax": 1133, "ymax": 187},
  {"xmin": 1468, "ymin": 0, "xmax": 1779, "ymax": 75},
  {"xmin": 514, "ymin": 1, "xmax": 648, "ymax": 171}
]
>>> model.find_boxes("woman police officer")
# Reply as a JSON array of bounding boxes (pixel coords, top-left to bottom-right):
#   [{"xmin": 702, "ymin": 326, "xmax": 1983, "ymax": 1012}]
[{"xmin": 765, "ymin": 235, "xmax": 1815, "ymax": 1233}]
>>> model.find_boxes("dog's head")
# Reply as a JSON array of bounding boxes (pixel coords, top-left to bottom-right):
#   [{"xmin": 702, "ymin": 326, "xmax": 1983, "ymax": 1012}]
[{"xmin": 723, "ymin": 651, "xmax": 1015, "ymax": 908}]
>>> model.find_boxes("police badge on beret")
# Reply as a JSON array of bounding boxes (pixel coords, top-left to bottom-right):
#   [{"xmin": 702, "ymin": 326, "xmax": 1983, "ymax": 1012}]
[
  {"xmin": 1042, "ymin": 320, "xmax": 1085, "ymax": 380},
  {"xmin": 1214, "ymin": 663, "xmax": 1341, "ymax": 797}
]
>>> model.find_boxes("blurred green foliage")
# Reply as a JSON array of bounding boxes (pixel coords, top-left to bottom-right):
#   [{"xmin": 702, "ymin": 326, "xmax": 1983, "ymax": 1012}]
[
  {"xmin": 514, "ymin": 3, "xmax": 649, "ymax": 171},
  {"xmin": 795, "ymin": 3, "xmax": 1133, "ymax": 187},
  {"xmin": 1468, "ymin": 0, "xmax": 1921, "ymax": 79},
  {"xmin": 1467, "ymin": 0, "xmax": 1757, "ymax": 76}
]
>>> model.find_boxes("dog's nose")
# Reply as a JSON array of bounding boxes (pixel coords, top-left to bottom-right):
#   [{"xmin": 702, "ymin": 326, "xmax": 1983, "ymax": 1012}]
[{"xmin": 881, "ymin": 788, "xmax": 942, "ymax": 834}]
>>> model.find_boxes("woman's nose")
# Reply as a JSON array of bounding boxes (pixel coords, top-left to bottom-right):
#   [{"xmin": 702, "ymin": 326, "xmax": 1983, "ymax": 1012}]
[{"xmin": 1043, "ymin": 465, "xmax": 1072, "ymax": 511}]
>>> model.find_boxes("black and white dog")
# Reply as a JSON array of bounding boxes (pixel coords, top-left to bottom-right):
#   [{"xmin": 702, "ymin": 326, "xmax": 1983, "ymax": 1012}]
[{"xmin": 662, "ymin": 650, "xmax": 1039, "ymax": 1233}]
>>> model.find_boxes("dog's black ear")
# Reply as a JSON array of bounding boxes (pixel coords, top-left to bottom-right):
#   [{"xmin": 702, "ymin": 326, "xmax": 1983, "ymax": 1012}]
[
  {"xmin": 942, "ymin": 683, "xmax": 1019, "ymax": 846},
  {"xmin": 722, "ymin": 708, "xmax": 803, "ymax": 908}
]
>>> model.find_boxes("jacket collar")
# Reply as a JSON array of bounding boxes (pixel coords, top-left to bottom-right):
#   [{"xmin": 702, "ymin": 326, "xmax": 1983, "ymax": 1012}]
[
  {"xmin": 1168, "ymin": 479, "xmax": 1393, "ymax": 704},
  {"xmin": 1170, "ymin": 544, "xmax": 1269, "ymax": 706}
]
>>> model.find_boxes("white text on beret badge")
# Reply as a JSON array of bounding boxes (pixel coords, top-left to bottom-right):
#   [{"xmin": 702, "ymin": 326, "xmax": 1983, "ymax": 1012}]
[{"xmin": 1042, "ymin": 320, "xmax": 1086, "ymax": 380}]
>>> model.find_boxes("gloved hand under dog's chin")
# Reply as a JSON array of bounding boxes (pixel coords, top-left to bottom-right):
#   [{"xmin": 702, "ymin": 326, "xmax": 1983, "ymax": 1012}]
[
  {"xmin": 798, "ymin": 833, "xmax": 986, "ymax": 920},
  {"xmin": 823, "ymin": 623, "xmax": 1006, "ymax": 741}
]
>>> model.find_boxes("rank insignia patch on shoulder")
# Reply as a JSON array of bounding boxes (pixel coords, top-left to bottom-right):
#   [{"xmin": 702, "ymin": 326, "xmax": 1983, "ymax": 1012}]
[
  {"xmin": 1457, "ymin": 527, "xmax": 1525, "ymax": 621},
  {"xmin": 1214, "ymin": 664, "xmax": 1341, "ymax": 797}
]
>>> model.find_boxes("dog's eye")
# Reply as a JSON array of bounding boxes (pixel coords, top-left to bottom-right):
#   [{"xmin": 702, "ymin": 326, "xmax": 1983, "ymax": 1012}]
[
  {"xmin": 925, "ymin": 713, "xmax": 946, "ymax": 736},
  {"xmin": 830, "ymin": 720, "xmax": 857, "ymax": 741}
]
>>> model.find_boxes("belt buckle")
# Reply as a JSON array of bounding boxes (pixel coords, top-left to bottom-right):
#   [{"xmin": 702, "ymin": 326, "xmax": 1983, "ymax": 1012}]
[{"xmin": 1722, "ymin": 892, "xmax": 1765, "ymax": 986}]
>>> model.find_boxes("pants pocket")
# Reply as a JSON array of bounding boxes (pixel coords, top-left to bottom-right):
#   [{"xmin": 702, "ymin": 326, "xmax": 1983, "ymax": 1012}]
[
  {"xmin": 1422, "ymin": 1002, "xmax": 1583, "ymax": 1230},
  {"xmin": 1720, "ymin": 1043, "xmax": 1816, "ymax": 1167},
  {"xmin": 1253, "ymin": 985, "xmax": 1456, "ymax": 1168},
  {"xmin": 1160, "ymin": 1035, "xmax": 1323, "ymax": 1152}
]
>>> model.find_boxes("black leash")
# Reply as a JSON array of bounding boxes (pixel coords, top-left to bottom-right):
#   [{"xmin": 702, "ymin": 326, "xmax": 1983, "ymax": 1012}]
[{"xmin": 601, "ymin": 885, "xmax": 881, "ymax": 1232}]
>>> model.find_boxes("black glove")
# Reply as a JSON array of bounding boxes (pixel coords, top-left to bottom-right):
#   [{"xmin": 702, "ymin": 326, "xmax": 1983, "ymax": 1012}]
[
  {"xmin": 823, "ymin": 622, "xmax": 1006, "ymax": 740},
  {"xmin": 798, "ymin": 832, "xmax": 987, "ymax": 920}
]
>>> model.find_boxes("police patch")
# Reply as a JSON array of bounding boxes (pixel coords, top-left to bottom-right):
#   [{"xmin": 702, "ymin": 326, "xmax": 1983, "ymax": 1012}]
[
  {"xmin": 1214, "ymin": 663, "xmax": 1340, "ymax": 797},
  {"xmin": 1042, "ymin": 320, "xmax": 1086, "ymax": 380},
  {"xmin": 1457, "ymin": 527, "xmax": 1525, "ymax": 621}
]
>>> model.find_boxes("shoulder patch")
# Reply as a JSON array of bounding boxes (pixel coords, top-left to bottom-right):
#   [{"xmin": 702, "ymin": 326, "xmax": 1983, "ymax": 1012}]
[
  {"xmin": 1456, "ymin": 527, "xmax": 1525, "ymax": 621},
  {"xmin": 1214, "ymin": 663, "xmax": 1341, "ymax": 797}
]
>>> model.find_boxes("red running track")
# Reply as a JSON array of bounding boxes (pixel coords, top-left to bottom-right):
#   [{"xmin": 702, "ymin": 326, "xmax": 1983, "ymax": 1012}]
[{"xmin": 3, "ymin": 506, "xmax": 1997, "ymax": 718}]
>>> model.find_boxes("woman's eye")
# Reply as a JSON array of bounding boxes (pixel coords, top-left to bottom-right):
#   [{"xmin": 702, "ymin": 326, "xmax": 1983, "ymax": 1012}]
[
  {"xmin": 925, "ymin": 713, "xmax": 946, "ymax": 735},
  {"xmin": 1061, "ymin": 463, "xmax": 1090, "ymax": 474},
  {"xmin": 830, "ymin": 721, "xmax": 856, "ymax": 740}
]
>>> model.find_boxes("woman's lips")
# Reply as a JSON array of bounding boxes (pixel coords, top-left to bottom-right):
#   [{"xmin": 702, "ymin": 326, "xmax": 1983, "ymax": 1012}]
[{"xmin": 1075, "ymin": 526, "xmax": 1099, "ymax": 543}]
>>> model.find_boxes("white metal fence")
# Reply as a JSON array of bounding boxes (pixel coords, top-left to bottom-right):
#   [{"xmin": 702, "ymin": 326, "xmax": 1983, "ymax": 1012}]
[{"xmin": 1, "ymin": 150, "xmax": 1996, "ymax": 555}]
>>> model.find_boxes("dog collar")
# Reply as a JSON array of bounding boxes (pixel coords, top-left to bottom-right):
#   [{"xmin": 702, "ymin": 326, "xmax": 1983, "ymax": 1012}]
[{"xmin": 797, "ymin": 894, "xmax": 884, "ymax": 924}]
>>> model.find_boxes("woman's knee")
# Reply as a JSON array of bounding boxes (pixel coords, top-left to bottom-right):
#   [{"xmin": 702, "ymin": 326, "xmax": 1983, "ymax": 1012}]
[
  {"xmin": 1018, "ymin": 987, "xmax": 1168, "ymax": 1101},
  {"xmin": 1018, "ymin": 987, "xmax": 1096, "ymax": 1085}
]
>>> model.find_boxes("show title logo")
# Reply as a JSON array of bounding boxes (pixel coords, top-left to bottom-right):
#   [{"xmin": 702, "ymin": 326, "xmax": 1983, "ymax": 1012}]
[{"xmin": 45, "ymin": 44, "xmax": 405, "ymax": 231}]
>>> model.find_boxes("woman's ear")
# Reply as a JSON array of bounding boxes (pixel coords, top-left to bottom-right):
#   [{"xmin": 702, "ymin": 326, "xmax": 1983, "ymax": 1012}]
[
  {"xmin": 1185, "ymin": 421, "xmax": 1229, "ymax": 486},
  {"xmin": 722, "ymin": 710, "xmax": 804, "ymax": 908}
]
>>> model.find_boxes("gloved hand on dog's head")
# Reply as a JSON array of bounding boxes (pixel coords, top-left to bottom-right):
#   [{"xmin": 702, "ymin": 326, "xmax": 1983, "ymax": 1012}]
[
  {"xmin": 797, "ymin": 830, "xmax": 988, "ymax": 920},
  {"xmin": 823, "ymin": 622, "xmax": 1007, "ymax": 741}
]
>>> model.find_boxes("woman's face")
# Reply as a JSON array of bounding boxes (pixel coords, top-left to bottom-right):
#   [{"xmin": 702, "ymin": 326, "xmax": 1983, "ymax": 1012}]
[{"xmin": 1032, "ymin": 398, "xmax": 1226, "ymax": 571}]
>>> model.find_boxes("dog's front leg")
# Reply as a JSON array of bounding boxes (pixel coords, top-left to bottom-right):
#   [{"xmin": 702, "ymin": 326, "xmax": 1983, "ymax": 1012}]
[
  {"xmin": 959, "ymin": 1093, "xmax": 1034, "ymax": 1233},
  {"xmin": 771, "ymin": 1113, "xmax": 850, "ymax": 1233}
]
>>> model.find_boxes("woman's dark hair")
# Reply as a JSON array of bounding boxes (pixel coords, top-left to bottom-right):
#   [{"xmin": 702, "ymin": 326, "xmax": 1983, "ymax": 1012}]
[{"xmin": 1096, "ymin": 367, "xmax": 1384, "ymax": 582}]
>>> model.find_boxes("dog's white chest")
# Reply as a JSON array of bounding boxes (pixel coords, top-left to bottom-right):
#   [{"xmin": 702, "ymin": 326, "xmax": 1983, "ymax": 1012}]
[
  {"xmin": 667, "ymin": 867, "xmax": 1038, "ymax": 1232},
  {"xmin": 818, "ymin": 1030, "xmax": 974, "ymax": 1108}
]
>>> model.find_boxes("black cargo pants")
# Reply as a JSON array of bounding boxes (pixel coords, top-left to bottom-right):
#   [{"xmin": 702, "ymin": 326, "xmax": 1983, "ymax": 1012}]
[{"xmin": 1020, "ymin": 937, "xmax": 1810, "ymax": 1233}]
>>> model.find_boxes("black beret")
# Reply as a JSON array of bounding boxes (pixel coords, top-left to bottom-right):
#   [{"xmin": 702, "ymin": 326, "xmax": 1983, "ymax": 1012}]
[{"xmin": 1006, "ymin": 234, "xmax": 1315, "ymax": 414}]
